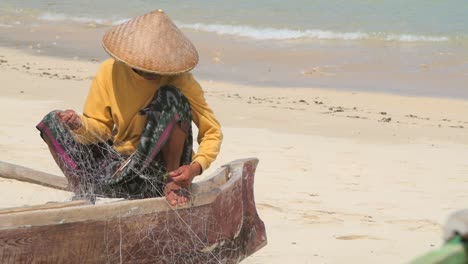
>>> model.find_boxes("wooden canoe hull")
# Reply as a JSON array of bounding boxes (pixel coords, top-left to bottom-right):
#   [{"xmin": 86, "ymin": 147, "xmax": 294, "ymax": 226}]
[{"xmin": 0, "ymin": 158, "xmax": 266, "ymax": 263}]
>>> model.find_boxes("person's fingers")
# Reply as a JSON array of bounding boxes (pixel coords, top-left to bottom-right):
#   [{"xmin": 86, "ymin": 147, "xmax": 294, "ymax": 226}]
[
  {"xmin": 169, "ymin": 167, "xmax": 184, "ymax": 177},
  {"xmin": 167, "ymin": 190, "xmax": 188, "ymax": 206},
  {"xmin": 167, "ymin": 192, "xmax": 177, "ymax": 205},
  {"xmin": 63, "ymin": 111, "xmax": 73, "ymax": 120},
  {"xmin": 178, "ymin": 195, "xmax": 188, "ymax": 206},
  {"xmin": 67, "ymin": 114, "xmax": 76, "ymax": 123},
  {"xmin": 166, "ymin": 191, "xmax": 177, "ymax": 206},
  {"xmin": 57, "ymin": 111, "xmax": 73, "ymax": 123},
  {"xmin": 165, "ymin": 182, "xmax": 179, "ymax": 206},
  {"xmin": 68, "ymin": 115, "xmax": 81, "ymax": 129},
  {"xmin": 165, "ymin": 182, "xmax": 190, "ymax": 206},
  {"xmin": 57, "ymin": 109, "xmax": 76, "ymax": 118},
  {"xmin": 61, "ymin": 115, "xmax": 71, "ymax": 123},
  {"xmin": 173, "ymin": 169, "xmax": 193, "ymax": 184},
  {"xmin": 58, "ymin": 110, "xmax": 75, "ymax": 122},
  {"xmin": 171, "ymin": 173, "xmax": 187, "ymax": 182},
  {"xmin": 64, "ymin": 115, "xmax": 74, "ymax": 125},
  {"xmin": 56, "ymin": 111, "xmax": 67, "ymax": 121},
  {"xmin": 173, "ymin": 176, "xmax": 191, "ymax": 187},
  {"xmin": 176, "ymin": 189, "xmax": 188, "ymax": 205},
  {"xmin": 172, "ymin": 173, "xmax": 190, "ymax": 183},
  {"xmin": 64, "ymin": 109, "xmax": 76, "ymax": 115}
]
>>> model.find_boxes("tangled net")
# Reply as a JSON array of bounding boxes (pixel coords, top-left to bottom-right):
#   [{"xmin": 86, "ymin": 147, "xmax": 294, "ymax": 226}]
[{"xmin": 51, "ymin": 127, "xmax": 245, "ymax": 263}]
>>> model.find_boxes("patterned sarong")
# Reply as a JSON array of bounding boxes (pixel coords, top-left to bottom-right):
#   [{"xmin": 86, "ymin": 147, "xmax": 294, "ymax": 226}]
[{"xmin": 36, "ymin": 86, "xmax": 193, "ymax": 200}]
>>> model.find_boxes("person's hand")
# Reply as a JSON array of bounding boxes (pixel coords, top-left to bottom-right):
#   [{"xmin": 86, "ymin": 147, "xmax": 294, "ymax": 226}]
[
  {"xmin": 169, "ymin": 163, "xmax": 202, "ymax": 187},
  {"xmin": 165, "ymin": 163, "xmax": 201, "ymax": 206},
  {"xmin": 56, "ymin": 110, "xmax": 82, "ymax": 130},
  {"xmin": 164, "ymin": 181, "xmax": 189, "ymax": 206}
]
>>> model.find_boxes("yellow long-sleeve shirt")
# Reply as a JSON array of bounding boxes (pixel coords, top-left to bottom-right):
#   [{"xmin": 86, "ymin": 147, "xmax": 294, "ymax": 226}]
[{"xmin": 73, "ymin": 59, "xmax": 222, "ymax": 171}]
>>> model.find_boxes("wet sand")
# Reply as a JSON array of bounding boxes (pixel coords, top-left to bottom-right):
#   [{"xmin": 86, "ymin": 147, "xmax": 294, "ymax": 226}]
[{"xmin": 1, "ymin": 22, "xmax": 468, "ymax": 98}]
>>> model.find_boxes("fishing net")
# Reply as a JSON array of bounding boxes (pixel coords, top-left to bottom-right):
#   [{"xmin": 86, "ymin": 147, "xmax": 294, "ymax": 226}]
[{"xmin": 39, "ymin": 116, "xmax": 244, "ymax": 263}]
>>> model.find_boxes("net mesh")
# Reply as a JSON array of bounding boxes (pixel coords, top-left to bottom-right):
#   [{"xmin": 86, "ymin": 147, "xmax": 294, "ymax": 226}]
[{"xmin": 51, "ymin": 125, "xmax": 243, "ymax": 263}]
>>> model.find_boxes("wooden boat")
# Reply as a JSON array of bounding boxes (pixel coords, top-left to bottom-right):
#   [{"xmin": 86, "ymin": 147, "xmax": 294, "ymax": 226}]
[{"xmin": 0, "ymin": 158, "xmax": 267, "ymax": 264}]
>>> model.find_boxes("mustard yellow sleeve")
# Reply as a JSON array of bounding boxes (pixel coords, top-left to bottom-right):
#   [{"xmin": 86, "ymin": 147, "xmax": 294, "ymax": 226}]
[
  {"xmin": 73, "ymin": 64, "xmax": 113, "ymax": 144},
  {"xmin": 171, "ymin": 73, "xmax": 223, "ymax": 171}
]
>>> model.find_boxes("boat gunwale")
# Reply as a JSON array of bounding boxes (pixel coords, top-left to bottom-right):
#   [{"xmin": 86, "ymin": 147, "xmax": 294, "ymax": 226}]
[{"xmin": 0, "ymin": 159, "xmax": 256, "ymax": 230}]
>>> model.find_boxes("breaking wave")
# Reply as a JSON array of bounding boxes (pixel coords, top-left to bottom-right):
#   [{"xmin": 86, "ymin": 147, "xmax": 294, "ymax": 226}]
[
  {"xmin": 37, "ymin": 13, "xmax": 452, "ymax": 43},
  {"xmin": 179, "ymin": 22, "xmax": 451, "ymax": 43}
]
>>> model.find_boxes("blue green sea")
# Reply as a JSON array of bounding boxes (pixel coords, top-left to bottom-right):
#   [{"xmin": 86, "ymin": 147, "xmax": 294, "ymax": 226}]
[{"xmin": 0, "ymin": 0, "xmax": 467, "ymax": 98}]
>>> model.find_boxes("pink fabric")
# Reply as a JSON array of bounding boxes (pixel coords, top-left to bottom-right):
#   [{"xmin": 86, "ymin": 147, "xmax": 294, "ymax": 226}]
[
  {"xmin": 143, "ymin": 115, "xmax": 178, "ymax": 168},
  {"xmin": 37, "ymin": 122, "xmax": 78, "ymax": 170}
]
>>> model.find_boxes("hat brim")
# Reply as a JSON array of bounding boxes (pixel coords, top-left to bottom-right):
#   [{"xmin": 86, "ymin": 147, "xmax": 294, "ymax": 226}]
[{"xmin": 101, "ymin": 10, "xmax": 199, "ymax": 75}]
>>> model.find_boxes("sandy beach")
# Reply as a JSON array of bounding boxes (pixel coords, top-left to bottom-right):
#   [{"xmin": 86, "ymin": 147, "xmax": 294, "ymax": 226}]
[{"xmin": 1, "ymin": 46, "xmax": 468, "ymax": 263}]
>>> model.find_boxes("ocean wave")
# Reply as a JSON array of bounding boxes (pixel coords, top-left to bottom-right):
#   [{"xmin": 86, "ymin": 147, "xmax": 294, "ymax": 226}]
[
  {"xmin": 36, "ymin": 13, "xmax": 451, "ymax": 43},
  {"xmin": 178, "ymin": 23, "xmax": 368, "ymax": 40},
  {"xmin": 38, "ymin": 12, "xmax": 132, "ymax": 26},
  {"xmin": 179, "ymin": 22, "xmax": 450, "ymax": 43},
  {"xmin": 112, "ymin": 18, "xmax": 130, "ymax": 25},
  {"xmin": 385, "ymin": 34, "xmax": 449, "ymax": 42},
  {"xmin": 38, "ymin": 12, "xmax": 114, "ymax": 25}
]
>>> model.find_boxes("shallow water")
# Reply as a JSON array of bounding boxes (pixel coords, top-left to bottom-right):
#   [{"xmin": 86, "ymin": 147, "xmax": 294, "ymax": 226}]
[{"xmin": 0, "ymin": 1, "xmax": 467, "ymax": 98}]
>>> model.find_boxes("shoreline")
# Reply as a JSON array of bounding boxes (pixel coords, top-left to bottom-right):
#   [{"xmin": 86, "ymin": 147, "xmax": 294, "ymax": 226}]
[
  {"xmin": 0, "ymin": 22, "xmax": 468, "ymax": 99},
  {"xmin": 1, "ymin": 45, "xmax": 468, "ymax": 263}
]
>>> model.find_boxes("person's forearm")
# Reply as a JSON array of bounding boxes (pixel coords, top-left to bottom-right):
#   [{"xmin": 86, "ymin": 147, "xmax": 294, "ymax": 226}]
[{"xmin": 190, "ymin": 162, "xmax": 202, "ymax": 177}]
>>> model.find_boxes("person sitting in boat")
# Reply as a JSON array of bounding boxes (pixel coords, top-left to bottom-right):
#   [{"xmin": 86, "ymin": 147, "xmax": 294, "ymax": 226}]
[{"xmin": 36, "ymin": 10, "xmax": 223, "ymax": 206}]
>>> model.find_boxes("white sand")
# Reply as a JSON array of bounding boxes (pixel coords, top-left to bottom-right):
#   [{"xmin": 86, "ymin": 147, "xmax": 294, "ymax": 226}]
[{"xmin": 1, "ymin": 46, "xmax": 468, "ymax": 263}]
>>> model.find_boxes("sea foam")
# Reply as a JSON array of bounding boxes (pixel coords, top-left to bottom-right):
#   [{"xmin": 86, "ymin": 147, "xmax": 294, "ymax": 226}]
[
  {"xmin": 178, "ymin": 23, "xmax": 368, "ymax": 41},
  {"xmin": 38, "ymin": 12, "xmax": 109, "ymax": 25},
  {"xmin": 178, "ymin": 22, "xmax": 449, "ymax": 43},
  {"xmin": 385, "ymin": 34, "xmax": 449, "ymax": 42},
  {"xmin": 36, "ymin": 12, "xmax": 451, "ymax": 43}
]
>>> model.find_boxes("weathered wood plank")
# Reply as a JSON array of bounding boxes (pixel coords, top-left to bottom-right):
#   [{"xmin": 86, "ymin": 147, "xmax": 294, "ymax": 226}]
[
  {"xmin": 0, "ymin": 200, "xmax": 89, "ymax": 215},
  {"xmin": 0, "ymin": 161, "xmax": 68, "ymax": 190},
  {"xmin": 0, "ymin": 166, "xmax": 229, "ymax": 229},
  {"xmin": 0, "ymin": 204, "xmax": 228, "ymax": 263},
  {"xmin": 0, "ymin": 158, "xmax": 267, "ymax": 264}
]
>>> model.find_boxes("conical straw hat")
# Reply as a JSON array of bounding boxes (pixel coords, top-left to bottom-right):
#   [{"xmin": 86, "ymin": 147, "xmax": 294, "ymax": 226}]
[{"xmin": 102, "ymin": 10, "xmax": 199, "ymax": 75}]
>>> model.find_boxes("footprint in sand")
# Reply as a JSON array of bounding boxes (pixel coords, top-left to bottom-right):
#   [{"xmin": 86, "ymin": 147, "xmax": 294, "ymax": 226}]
[
  {"xmin": 379, "ymin": 117, "xmax": 392, "ymax": 122},
  {"xmin": 335, "ymin": 235, "xmax": 382, "ymax": 240},
  {"xmin": 385, "ymin": 219, "xmax": 440, "ymax": 231},
  {"xmin": 302, "ymin": 214, "xmax": 319, "ymax": 221},
  {"xmin": 346, "ymin": 115, "xmax": 368, "ymax": 119},
  {"xmin": 301, "ymin": 67, "xmax": 334, "ymax": 77}
]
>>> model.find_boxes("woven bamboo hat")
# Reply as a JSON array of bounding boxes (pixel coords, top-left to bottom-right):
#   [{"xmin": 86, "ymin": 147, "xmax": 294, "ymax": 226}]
[{"xmin": 102, "ymin": 9, "xmax": 199, "ymax": 75}]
